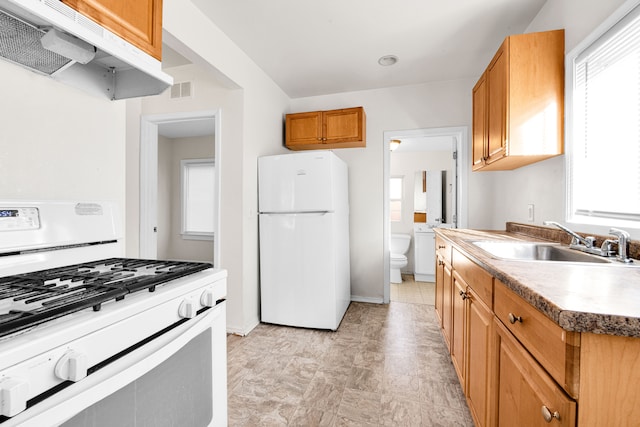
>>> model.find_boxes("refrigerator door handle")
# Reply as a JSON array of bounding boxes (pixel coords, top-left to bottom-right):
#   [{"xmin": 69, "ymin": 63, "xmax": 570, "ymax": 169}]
[{"xmin": 259, "ymin": 211, "xmax": 332, "ymax": 215}]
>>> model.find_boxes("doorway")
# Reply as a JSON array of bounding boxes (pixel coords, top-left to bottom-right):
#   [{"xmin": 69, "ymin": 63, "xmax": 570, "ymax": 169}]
[
  {"xmin": 383, "ymin": 126, "xmax": 468, "ymax": 303},
  {"xmin": 139, "ymin": 110, "xmax": 221, "ymax": 267}
]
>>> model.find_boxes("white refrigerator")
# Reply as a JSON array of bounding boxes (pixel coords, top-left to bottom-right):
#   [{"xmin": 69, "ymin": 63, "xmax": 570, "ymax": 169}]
[{"xmin": 258, "ymin": 151, "xmax": 351, "ymax": 330}]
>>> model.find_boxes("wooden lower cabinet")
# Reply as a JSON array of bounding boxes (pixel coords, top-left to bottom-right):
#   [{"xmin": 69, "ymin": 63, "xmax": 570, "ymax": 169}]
[
  {"xmin": 435, "ymin": 254, "xmax": 444, "ymax": 326},
  {"xmin": 451, "ymin": 273, "xmax": 466, "ymax": 385},
  {"xmin": 466, "ymin": 287, "xmax": 493, "ymax": 427},
  {"xmin": 493, "ymin": 319, "xmax": 576, "ymax": 427},
  {"xmin": 440, "ymin": 260, "xmax": 453, "ymax": 350}
]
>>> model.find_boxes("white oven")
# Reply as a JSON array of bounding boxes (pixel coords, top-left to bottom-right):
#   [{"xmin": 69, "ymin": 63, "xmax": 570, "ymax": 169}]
[{"xmin": 0, "ymin": 201, "xmax": 227, "ymax": 426}]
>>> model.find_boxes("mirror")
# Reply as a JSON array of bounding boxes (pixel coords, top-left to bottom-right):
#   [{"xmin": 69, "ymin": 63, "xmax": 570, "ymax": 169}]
[{"xmin": 414, "ymin": 170, "xmax": 446, "ymax": 224}]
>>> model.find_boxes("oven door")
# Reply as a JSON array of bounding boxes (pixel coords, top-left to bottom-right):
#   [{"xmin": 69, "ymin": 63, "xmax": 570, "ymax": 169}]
[{"xmin": 4, "ymin": 302, "xmax": 227, "ymax": 427}]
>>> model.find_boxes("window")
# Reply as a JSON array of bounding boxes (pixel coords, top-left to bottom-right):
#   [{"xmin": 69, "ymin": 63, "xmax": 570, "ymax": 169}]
[
  {"xmin": 567, "ymin": 2, "xmax": 640, "ymax": 228},
  {"xmin": 181, "ymin": 159, "xmax": 215, "ymax": 240},
  {"xmin": 390, "ymin": 176, "xmax": 403, "ymax": 222}
]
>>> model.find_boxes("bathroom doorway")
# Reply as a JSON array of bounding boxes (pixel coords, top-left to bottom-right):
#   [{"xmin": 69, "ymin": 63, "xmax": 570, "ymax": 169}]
[{"xmin": 383, "ymin": 126, "xmax": 468, "ymax": 304}]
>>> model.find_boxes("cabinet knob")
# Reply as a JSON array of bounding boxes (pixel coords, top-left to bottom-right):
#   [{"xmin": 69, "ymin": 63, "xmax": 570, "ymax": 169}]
[
  {"xmin": 459, "ymin": 290, "xmax": 469, "ymax": 300},
  {"xmin": 508, "ymin": 313, "xmax": 523, "ymax": 324},
  {"xmin": 541, "ymin": 405, "xmax": 560, "ymax": 423},
  {"xmin": 317, "ymin": 137, "xmax": 322, "ymax": 141}
]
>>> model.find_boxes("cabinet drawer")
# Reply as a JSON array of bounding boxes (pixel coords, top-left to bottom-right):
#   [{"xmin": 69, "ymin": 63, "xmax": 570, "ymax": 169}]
[
  {"xmin": 494, "ymin": 280, "xmax": 580, "ymax": 398},
  {"xmin": 452, "ymin": 249, "xmax": 493, "ymax": 309},
  {"xmin": 435, "ymin": 235, "xmax": 452, "ymax": 264}
]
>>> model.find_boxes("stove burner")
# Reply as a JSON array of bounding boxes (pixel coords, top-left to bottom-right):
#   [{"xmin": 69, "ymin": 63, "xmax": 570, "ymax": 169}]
[{"xmin": 0, "ymin": 258, "xmax": 212, "ymax": 338}]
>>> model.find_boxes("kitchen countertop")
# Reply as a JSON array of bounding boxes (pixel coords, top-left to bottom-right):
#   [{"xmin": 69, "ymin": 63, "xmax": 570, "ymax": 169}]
[{"xmin": 435, "ymin": 227, "xmax": 640, "ymax": 338}]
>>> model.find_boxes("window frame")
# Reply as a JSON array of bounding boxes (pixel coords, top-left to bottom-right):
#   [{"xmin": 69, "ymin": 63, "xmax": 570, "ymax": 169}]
[
  {"xmin": 389, "ymin": 175, "xmax": 404, "ymax": 223},
  {"xmin": 565, "ymin": 0, "xmax": 640, "ymax": 237},
  {"xmin": 181, "ymin": 158, "xmax": 215, "ymax": 241}
]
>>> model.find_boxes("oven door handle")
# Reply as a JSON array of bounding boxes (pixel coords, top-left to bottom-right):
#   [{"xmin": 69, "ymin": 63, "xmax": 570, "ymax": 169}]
[{"xmin": 6, "ymin": 303, "xmax": 227, "ymax": 427}]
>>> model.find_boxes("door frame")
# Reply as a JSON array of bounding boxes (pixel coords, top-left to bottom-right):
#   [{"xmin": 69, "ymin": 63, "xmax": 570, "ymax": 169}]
[
  {"xmin": 139, "ymin": 109, "xmax": 222, "ymax": 267},
  {"xmin": 382, "ymin": 126, "xmax": 468, "ymax": 303}
]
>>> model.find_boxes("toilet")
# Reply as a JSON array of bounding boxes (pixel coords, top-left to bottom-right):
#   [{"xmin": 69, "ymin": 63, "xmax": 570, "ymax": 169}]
[{"xmin": 390, "ymin": 233, "xmax": 411, "ymax": 284}]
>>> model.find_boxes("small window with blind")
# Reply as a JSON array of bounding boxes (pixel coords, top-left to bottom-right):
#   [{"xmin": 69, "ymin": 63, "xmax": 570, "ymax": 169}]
[
  {"xmin": 181, "ymin": 159, "xmax": 215, "ymax": 240},
  {"xmin": 390, "ymin": 176, "xmax": 403, "ymax": 222},
  {"xmin": 567, "ymin": 2, "xmax": 640, "ymax": 228}
]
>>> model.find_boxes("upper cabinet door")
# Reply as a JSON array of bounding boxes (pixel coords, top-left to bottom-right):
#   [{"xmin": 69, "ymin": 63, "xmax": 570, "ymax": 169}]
[
  {"xmin": 472, "ymin": 74, "xmax": 488, "ymax": 170},
  {"xmin": 61, "ymin": 0, "xmax": 163, "ymax": 60},
  {"xmin": 285, "ymin": 111, "xmax": 324, "ymax": 147},
  {"xmin": 323, "ymin": 107, "xmax": 365, "ymax": 144},
  {"xmin": 486, "ymin": 43, "xmax": 508, "ymax": 165}
]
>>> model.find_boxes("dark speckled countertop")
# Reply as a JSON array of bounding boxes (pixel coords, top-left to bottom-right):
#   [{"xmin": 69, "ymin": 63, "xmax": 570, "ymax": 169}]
[{"xmin": 436, "ymin": 226, "xmax": 640, "ymax": 338}]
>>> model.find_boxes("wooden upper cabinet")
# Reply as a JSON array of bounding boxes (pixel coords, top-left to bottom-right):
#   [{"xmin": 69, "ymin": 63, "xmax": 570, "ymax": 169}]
[
  {"xmin": 61, "ymin": 0, "xmax": 163, "ymax": 60},
  {"xmin": 472, "ymin": 73, "xmax": 488, "ymax": 170},
  {"xmin": 285, "ymin": 107, "xmax": 366, "ymax": 150},
  {"xmin": 472, "ymin": 29, "xmax": 565, "ymax": 171}
]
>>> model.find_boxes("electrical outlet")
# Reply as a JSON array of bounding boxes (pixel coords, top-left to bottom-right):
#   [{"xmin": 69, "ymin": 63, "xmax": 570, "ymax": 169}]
[{"xmin": 527, "ymin": 204, "xmax": 535, "ymax": 222}]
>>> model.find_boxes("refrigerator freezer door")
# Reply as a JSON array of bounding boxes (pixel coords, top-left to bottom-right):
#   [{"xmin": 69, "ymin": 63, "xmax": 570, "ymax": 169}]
[
  {"xmin": 259, "ymin": 212, "xmax": 337, "ymax": 329},
  {"xmin": 258, "ymin": 152, "xmax": 335, "ymax": 213}
]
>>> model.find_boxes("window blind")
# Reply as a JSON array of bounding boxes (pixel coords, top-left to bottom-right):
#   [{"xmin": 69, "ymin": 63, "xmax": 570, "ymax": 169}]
[{"xmin": 571, "ymin": 3, "xmax": 640, "ymax": 221}]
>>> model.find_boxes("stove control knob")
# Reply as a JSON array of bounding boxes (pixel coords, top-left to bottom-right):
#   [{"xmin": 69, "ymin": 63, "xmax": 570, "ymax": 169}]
[
  {"xmin": 55, "ymin": 350, "xmax": 88, "ymax": 382},
  {"xmin": 0, "ymin": 377, "xmax": 29, "ymax": 417},
  {"xmin": 179, "ymin": 297, "xmax": 197, "ymax": 319},
  {"xmin": 201, "ymin": 288, "xmax": 215, "ymax": 307}
]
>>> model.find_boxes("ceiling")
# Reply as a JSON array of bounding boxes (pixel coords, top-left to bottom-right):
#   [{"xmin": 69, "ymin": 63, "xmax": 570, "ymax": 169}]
[{"xmin": 188, "ymin": 0, "xmax": 547, "ymax": 98}]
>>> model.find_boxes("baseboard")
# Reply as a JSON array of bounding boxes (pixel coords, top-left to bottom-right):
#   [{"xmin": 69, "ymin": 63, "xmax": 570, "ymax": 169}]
[
  {"xmin": 226, "ymin": 318, "xmax": 260, "ymax": 336},
  {"xmin": 350, "ymin": 295, "xmax": 384, "ymax": 304}
]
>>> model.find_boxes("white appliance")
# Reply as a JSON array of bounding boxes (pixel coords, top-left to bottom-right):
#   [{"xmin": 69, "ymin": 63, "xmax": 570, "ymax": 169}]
[
  {"xmin": 414, "ymin": 224, "xmax": 436, "ymax": 282},
  {"xmin": 0, "ymin": 0, "xmax": 172, "ymax": 99},
  {"xmin": 0, "ymin": 201, "xmax": 227, "ymax": 426},
  {"xmin": 258, "ymin": 151, "xmax": 351, "ymax": 331}
]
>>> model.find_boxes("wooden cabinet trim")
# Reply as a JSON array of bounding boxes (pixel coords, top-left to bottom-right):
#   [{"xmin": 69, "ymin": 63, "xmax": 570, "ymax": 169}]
[{"xmin": 61, "ymin": 0, "xmax": 162, "ymax": 60}]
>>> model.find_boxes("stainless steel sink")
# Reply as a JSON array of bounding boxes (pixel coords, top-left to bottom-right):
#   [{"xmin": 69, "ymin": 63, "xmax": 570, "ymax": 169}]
[{"xmin": 471, "ymin": 241, "xmax": 612, "ymax": 264}]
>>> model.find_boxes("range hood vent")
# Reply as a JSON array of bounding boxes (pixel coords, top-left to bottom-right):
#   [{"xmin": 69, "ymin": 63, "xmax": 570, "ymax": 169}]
[{"xmin": 0, "ymin": 0, "xmax": 173, "ymax": 100}]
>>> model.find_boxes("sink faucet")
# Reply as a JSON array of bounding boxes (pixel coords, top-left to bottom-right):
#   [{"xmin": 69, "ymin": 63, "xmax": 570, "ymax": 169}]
[
  {"xmin": 609, "ymin": 228, "xmax": 632, "ymax": 263},
  {"xmin": 543, "ymin": 221, "xmax": 595, "ymax": 249}
]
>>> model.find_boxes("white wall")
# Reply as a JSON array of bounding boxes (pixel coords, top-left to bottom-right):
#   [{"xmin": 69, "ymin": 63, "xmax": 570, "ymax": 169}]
[
  {"xmin": 481, "ymin": 0, "xmax": 628, "ymax": 230},
  {"xmin": 128, "ymin": 0, "xmax": 290, "ymax": 335},
  {"xmin": 390, "ymin": 150, "xmax": 452, "ymax": 273},
  {"xmin": 291, "ymin": 79, "xmax": 474, "ymax": 302},
  {"xmin": 157, "ymin": 135, "xmax": 215, "ymax": 262},
  {"xmin": 0, "ymin": 60, "xmax": 126, "ymax": 238}
]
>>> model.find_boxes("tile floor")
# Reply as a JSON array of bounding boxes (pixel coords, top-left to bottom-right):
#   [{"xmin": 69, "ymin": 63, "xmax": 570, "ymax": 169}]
[
  {"xmin": 390, "ymin": 275, "xmax": 435, "ymax": 305},
  {"xmin": 226, "ymin": 297, "xmax": 474, "ymax": 426}
]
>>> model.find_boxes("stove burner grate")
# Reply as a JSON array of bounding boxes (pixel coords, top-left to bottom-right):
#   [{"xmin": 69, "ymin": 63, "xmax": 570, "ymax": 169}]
[{"xmin": 0, "ymin": 258, "xmax": 213, "ymax": 338}]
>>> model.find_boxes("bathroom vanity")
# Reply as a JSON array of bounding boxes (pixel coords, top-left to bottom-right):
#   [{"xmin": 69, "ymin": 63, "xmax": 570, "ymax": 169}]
[{"xmin": 414, "ymin": 224, "xmax": 436, "ymax": 281}]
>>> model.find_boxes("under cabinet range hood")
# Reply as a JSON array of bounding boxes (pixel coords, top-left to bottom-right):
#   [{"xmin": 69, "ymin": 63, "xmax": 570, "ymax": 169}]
[{"xmin": 0, "ymin": 0, "xmax": 173, "ymax": 100}]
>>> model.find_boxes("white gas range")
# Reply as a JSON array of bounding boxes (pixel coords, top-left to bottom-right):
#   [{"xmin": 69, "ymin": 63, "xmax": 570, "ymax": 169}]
[{"xmin": 0, "ymin": 201, "xmax": 227, "ymax": 426}]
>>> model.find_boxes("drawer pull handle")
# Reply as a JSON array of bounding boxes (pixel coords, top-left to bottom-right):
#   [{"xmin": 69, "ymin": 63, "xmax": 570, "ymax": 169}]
[
  {"xmin": 508, "ymin": 313, "xmax": 523, "ymax": 324},
  {"xmin": 541, "ymin": 405, "xmax": 560, "ymax": 422},
  {"xmin": 438, "ymin": 245, "xmax": 446, "ymax": 249}
]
